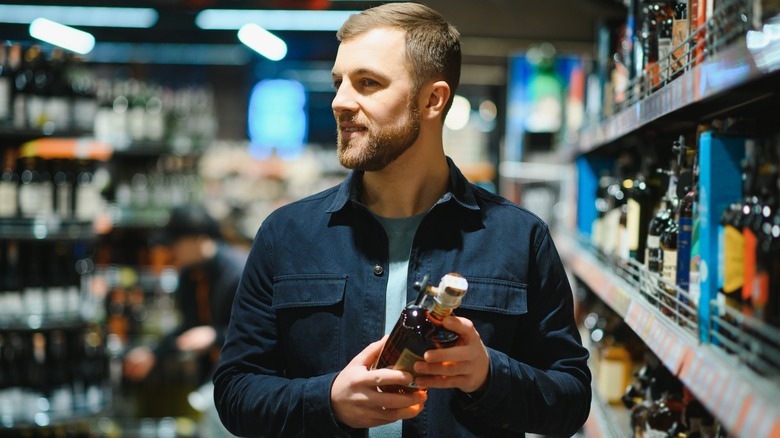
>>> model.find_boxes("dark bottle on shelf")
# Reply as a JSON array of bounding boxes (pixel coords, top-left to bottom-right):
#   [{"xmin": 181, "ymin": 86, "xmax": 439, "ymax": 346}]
[
  {"xmin": 18, "ymin": 156, "xmax": 53, "ymax": 217},
  {"xmin": 68, "ymin": 54, "xmax": 98, "ymax": 133},
  {"xmin": 674, "ymin": 136, "xmax": 696, "ymax": 294},
  {"xmin": 749, "ymin": 140, "xmax": 778, "ymax": 325},
  {"xmin": 46, "ymin": 242, "xmax": 69, "ymax": 319},
  {"xmin": 22, "ymin": 243, "xmax": 46, "ymax": 318},
  {"xmin": 741, "ymin": 143, "xmax": 764, "ymax": 316},
  {"xmin": 27, "ymin": 332, "xmax": 49, "ymax": 411},
  {"xmin": 74, "ymin": 159, "xmax": 101, "ymax": 221},
  {"xmin": 0, "ymin": 148, "xmax": 19, "ymax": 218},
  {"xmin": 628, "ymin": 157, "xmax": 660, "ymax": 264},
  {"xmin": 47, "ymin": 48, "xmax": 71, "ymax": 132},
  {"xmin": 27, "ymin": 45, "xmax": 50, "ymax": 131},
  {"xmin": 12, "ymin": 43, "xmax": 32, "ymax": 130},
  {"xmin": 373, "ymin": 273, "xmax": 469, "ymax": 394},
  {"xmin": 52, "ymin": 158, "xmax": 74, "ymax": 219},
  {"xmin": 1, "ymin": 241, "xmax": 24, "ymax": 319},
  {"xmin": 0, "ymin": 43, "xmax": 12, "ymax": 123},
  {"xmin": 46, "ymin": 329, "xmax": 73, "ymax": 416}
]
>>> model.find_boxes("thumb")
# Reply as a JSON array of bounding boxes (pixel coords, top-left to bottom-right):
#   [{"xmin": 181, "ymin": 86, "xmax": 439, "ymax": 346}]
[{"xmin": 350, "ymin": 335, "xmax": 389, "ymax": 367}]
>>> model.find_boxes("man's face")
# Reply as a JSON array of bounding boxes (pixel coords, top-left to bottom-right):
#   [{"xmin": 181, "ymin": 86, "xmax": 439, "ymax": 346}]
[{"xmin": 331, "ymin": 27, "xmax": 421, "ymax": 172}]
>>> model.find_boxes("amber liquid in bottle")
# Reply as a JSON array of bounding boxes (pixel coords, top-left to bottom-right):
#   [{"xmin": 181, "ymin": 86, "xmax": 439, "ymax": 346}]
[{"xmin": 373, "ymin": 273, "xmax": 468, "ymax": 394}]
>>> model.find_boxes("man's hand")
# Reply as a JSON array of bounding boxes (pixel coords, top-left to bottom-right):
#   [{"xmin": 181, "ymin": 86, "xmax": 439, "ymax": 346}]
[
  {"xmin": 176, "ymin": 325, "xmax": 217, "ymax": 353},
  {"xmin": 413, "ymin": 316, "xmax": 490, "ymax": 394},
  {"xmin": 331, "ymin": 336, "xmax": 428, "ymax": 429}
]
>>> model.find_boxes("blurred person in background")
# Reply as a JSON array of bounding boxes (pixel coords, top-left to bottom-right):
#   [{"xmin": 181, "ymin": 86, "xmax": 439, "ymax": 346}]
[
  {"xmin": 214, "ymin": 3, "xmax": 590, "ymax": 437},
  {"xmin": 123, "ymin": 205, "xmax": 245, "ymax": 433}
]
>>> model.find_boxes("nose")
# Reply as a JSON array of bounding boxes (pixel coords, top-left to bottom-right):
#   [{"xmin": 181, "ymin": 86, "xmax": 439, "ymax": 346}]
[{"xmin": 332, "ymin": 81, "xmax": 359, "ymax": 114}]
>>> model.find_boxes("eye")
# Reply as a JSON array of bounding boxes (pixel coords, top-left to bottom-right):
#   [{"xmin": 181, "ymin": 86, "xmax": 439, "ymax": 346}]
[
  {"xmin": 332, "ymin": 79, "xmax": 342, "ymax": 90},
  {"xmin": 360, "ymin": 78, "xmax": 379, "ymax": 87}
]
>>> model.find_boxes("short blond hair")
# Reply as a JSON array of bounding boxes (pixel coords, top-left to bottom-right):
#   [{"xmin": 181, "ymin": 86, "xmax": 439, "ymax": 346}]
[{"xmin": 337, "ymin": 2, "xmax": 461, "ymax": 117}]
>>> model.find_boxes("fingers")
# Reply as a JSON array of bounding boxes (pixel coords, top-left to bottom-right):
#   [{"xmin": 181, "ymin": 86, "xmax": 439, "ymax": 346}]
[{"xmin": 349, "ymin": 335, "xmax": 388, "ymax": 367}]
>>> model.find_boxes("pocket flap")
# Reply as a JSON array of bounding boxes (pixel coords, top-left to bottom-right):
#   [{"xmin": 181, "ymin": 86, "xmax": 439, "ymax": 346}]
[
  {"xmin": 459, "ymin": 277, "xmax": 527, "ymax": 315},
  {"xmin": 272, "ymin": 274, "xmax": 347, "ymax": 309}
]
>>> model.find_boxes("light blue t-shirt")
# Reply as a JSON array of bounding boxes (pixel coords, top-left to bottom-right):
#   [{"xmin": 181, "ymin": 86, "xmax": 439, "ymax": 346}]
[{"xmin": 369, "ymin": 211, "xmax": 425, "ymax": 438}]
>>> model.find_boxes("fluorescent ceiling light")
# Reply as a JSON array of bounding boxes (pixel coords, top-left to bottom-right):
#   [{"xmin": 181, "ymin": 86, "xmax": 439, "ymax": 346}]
[
  {"xmin": 196, "ymin": 9, "xmax": 359, "ymax": 31},
  {"xmin": 238, "ymin": 23, "xmax": 288, "ymax": 61},
  {"xmin": 0, "ymin": 4, "xmax": 158, "ymax": 28},
  {"xmin": 29, "ymin": 18, "xmax": 95, "ymax": 55}
]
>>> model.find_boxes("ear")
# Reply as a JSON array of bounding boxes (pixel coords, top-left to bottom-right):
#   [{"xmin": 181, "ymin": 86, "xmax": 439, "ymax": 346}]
[{"xmin": 420, "ymin": 80, "xmax": 451, "ymax": 122}]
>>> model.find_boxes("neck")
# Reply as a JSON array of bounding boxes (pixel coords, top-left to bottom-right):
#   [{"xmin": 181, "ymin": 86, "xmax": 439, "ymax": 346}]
[{"xmin": 361, "ymin": 134, "xmax": 449, "ymax": 218}]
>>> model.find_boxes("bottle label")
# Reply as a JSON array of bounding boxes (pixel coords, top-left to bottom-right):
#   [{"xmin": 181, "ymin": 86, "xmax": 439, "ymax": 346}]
[
  {"xmin": 76, "ymin": 184, "xmax": 101, "ymax": 220},
  {"xmin": 723, "ymin": 225, "xmax": 744, "ymax": 294},
  {"xmin": 663, "ymin": 249, "xmax": 678, "ymax": 286},
  {"xmin": 57, "ymin": 184, "xmax": 71, "ymax": 218},
  {"xmin": 0, "ymin": 182, "xmax": 17, "ymax": 217},
  {"xmin": 677, "ymin": 216, "xmax": 693, "ymax": 290},
  {"xmin": 752, "ymin": 271, "xmax": 769, "ymax": 314},
  {"xmin": 597, "ymin": 358, "xmax": 630, "ymax": 403},
  {"xmin": 74, "ymin": 98, "xmax": 98, "ymax": 132},
  {"xmin": 672, "ymin": 19, "xmax": 689, "ymax": 71},
  {"xmin": 743, "ymin": 228, "xmax": 757, "ymax": 303},
  {"xmin": 19, "ymin": 182, "xmax": 53, "ymax": 216},
  {"xmin": 0, "ymin": 77, "xmax": 10, "ymax": 120},
  {"xmin": 717, "ymin": 224, "xmax": 725, "ymax": 290},
  {"xmin": 47, "ymin": 97, "xmax": 71, "ymax": 131},
  {"xmin": 24, "ymin": 286, "xmax": 46, "ymax": 315},
  {"xmin": 67, "ymin": 286, "xmax": 81, "ymax": 317},
  {"xmin": 626, "ymin": 199, "xmax": 641, "ymax": 252},
  {"xmin": 657, "ymin": 37, "xmax": 673, "ymax": 82},
  {"xmin": 27, "ymin": 95, "xmax": 47, "ymax": 129},
  {"xmin": 47, "ymin": 286, "xmax": 66, "ymax": 318},
  {"xmin": 392, "ymin": 348, "xmax": 424, "ymax": 379}
]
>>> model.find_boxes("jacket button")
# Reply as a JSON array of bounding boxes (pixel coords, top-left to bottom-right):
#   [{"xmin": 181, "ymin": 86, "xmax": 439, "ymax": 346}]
[{"xmin": 373, "ymin": 265, "xmax": 384, "ymax": 276}]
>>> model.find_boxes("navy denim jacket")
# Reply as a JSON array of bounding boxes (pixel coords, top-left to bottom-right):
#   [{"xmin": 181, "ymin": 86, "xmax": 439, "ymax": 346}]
[{"xmin": 214, "ymin": 158, "xmax": 591, "ymax": 437}]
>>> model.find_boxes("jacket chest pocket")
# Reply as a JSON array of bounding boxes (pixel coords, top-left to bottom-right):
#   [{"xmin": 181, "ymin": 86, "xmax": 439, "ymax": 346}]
[
  {"xmin": 456, "ymin": 277, "xmax": 527, "ymax": 351},
  {"xmin": 272, "ymin": 274, "xmax": 347, "ymax": 376}
]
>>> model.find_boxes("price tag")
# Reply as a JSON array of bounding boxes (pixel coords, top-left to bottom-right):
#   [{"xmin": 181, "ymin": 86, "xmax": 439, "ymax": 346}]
[
  {"xmin": 625, "ymin": 301, "xmax": 642, "ymax": 329},
  {"xmin": 721, "ymin": 384, "xmax": 749, "ymax": 432}
]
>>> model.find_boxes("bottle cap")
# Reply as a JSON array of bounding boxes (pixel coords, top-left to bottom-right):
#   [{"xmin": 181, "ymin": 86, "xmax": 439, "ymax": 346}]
[{"xmin": 432, "ymin": 273, "xmax": 468, "ymax": 309}]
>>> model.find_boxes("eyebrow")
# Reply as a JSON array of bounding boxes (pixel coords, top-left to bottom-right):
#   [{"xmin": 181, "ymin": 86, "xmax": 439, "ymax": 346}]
[{"xmin": 331, "ymin": 67, "xmax": 390, "ymax": 82}]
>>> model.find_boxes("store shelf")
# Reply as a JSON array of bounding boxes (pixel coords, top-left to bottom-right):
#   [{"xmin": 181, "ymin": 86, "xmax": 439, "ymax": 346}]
[
  {"xmin": 583, "ymin": 383, "xmax": 632, "ymax": 438},
  {"xmin": 0, "ymin": 217, "xmax": 96, "ymax": 240},
  {"xmin": 577, "ymin": 18, "xmax": 780, "ymax": 153},
  {"xmin": 107, "ymin": 205, "xmax": 171, "ymax": 229},
  {"xmin": 557, "ymin": 233, "xmax": 780, "ymax": 438},
  {"xmin": 0, "ymin": 126, "xmax": 93, "ymax": 143}
]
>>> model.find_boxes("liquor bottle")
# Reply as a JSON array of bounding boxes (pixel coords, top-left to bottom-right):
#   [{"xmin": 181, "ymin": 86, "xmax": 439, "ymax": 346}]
[
  {"xmin": 47, "ymin": 48, "xmax": 71, "ymax": 132},
  {"xmin": 741, "ymin": 143, "xmax": 764, "ymax": 316},
  {"xmin": 64, "ymin": 242, "xmax": 82, "ymax": 318},
  {"xmin": 0, "ymin": 43, "xmax": 12, "ymax": 123},
  {"xmin": 749, "ymin": 140, "xmax": 778, "ymax": 324},
  {"xmin": 74, "ymin": 159, "xmax": 101, "ymax": 221},
  {"xmin": 1, "ymin": 332, "xmax": 27, "ymax": 421},
  {"xmin": 675, "ymin": 137, "xmax": 696, "ymax": 294},
  {"xmin": 46, "ymin": 330, "xmax": 73, "ymax": 416},
  {"xmin": 46, "ymin": 242, "xmax": 69, "ymax": 319},
  {"xmin": 22, "ymin": 243, "xmax": 46, "ymax": 317},
  {"xmin": 11, "ymin": 43, "xmax": 31, "ymax": 130},
  {"xmin": 0, "ymin": 148, "xmax": 19, "ymax": 218},
  {"xmin": 18, "ymin": 156, "xmax": 53, "ymax": 217},
  {"xmin": 68, "ymin": 54, "xmax": 98, "ymax": 133},
  {"xmin": 671, "ymin": 0, "xmax": 688, "ymax": 76},
  {"xmin": 373, "ymin": 273, "xmax": 469, "ymax": 394},
  {"xmin": 27, "ymin": 332, "xmax": 48, "ymax": 416},
  {"xmin": 26, "ymin": 45, "xmax": 50, "ymax": 130},
  {"xmin": 0, "ymin": 241, "xmax": 24, "ymax": 320},
  {"xmin": 628, "ymin": 157, "xmax": 660, "ymax": 264},
  {"xmin": 52, "ymin": 158, "xmax": 73, "ymax": 218},
  {"xmin": 81, "ymin": 325, "xmax": 107, "ymax": 412},
  {"xmin": 656, "ymin": 7, "xmax": 674, "ymax": 86}
]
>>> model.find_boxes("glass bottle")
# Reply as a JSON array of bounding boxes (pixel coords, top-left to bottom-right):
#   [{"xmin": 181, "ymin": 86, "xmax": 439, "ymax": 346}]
[
  {"xmin": 0, "ymin": 43, "xmax": 12, "ymax": 123},
  {"xmin": 0, "ymin": 148, "xmax": 19, "ymax": 218},
  {"xmin": 373, "ymin": 273, "xmax": 469, "ymax": 394}
]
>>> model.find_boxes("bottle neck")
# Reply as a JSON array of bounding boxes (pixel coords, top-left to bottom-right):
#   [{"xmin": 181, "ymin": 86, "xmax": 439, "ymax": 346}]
[{"xmin": 429, "ymin": 303, "xmax": 454, "ymax": 322}]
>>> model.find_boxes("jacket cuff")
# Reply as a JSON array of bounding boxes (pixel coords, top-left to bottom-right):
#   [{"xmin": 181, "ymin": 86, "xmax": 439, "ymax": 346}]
[
  {"xmin": 458, "ymin": 348, "xmax": 515, "ymax": 414},
  {"xmin": 304, "ymin": 372, "xmax": 355, "ymax": 437}
]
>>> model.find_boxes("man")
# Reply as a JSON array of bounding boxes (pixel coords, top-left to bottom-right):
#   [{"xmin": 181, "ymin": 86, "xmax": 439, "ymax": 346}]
[
  {"xmin": 124, "ymin": 205, "xmax": 246, "ymax": 387},
  {"xmin": 214, "ymin": 3, "xmax": 591, "ymax": 437}
]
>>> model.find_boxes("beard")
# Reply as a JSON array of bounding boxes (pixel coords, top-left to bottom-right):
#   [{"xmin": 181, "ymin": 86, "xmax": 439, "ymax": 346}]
[{"xmin": 337, "ymin": 101, "xmax": 421, "ymax": 172}]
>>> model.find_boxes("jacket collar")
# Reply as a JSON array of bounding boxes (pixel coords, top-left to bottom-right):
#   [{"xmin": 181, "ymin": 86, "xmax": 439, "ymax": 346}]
[{"xmin": 325, "ymin": 156, "xmax": 480, "ymax": 214}]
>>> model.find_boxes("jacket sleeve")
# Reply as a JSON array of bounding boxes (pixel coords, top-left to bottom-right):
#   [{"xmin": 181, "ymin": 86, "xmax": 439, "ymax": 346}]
[
  {"xmin": 212, "ymin": 227, "xmax": 349, "ymax": 438},
  {"xmin": 457, "ymin": 226, "xmax": 591, "ymax": 437}
]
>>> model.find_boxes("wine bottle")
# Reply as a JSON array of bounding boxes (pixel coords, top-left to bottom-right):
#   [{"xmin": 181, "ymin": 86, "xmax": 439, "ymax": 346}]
[
  {"xmin": 0, "ymin": 148, "xmax": 19, "ymax": 218},
  {"xmin": 0, "ymin": 241, "xmax": 24, "ymax": 319},
  {"xmin": 373, "ymin": 273, "xmax": 468, "ymax": 394},
  {"xmin": 0, "ymin": 43, "xmax": 12, "ymax": 123}
]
